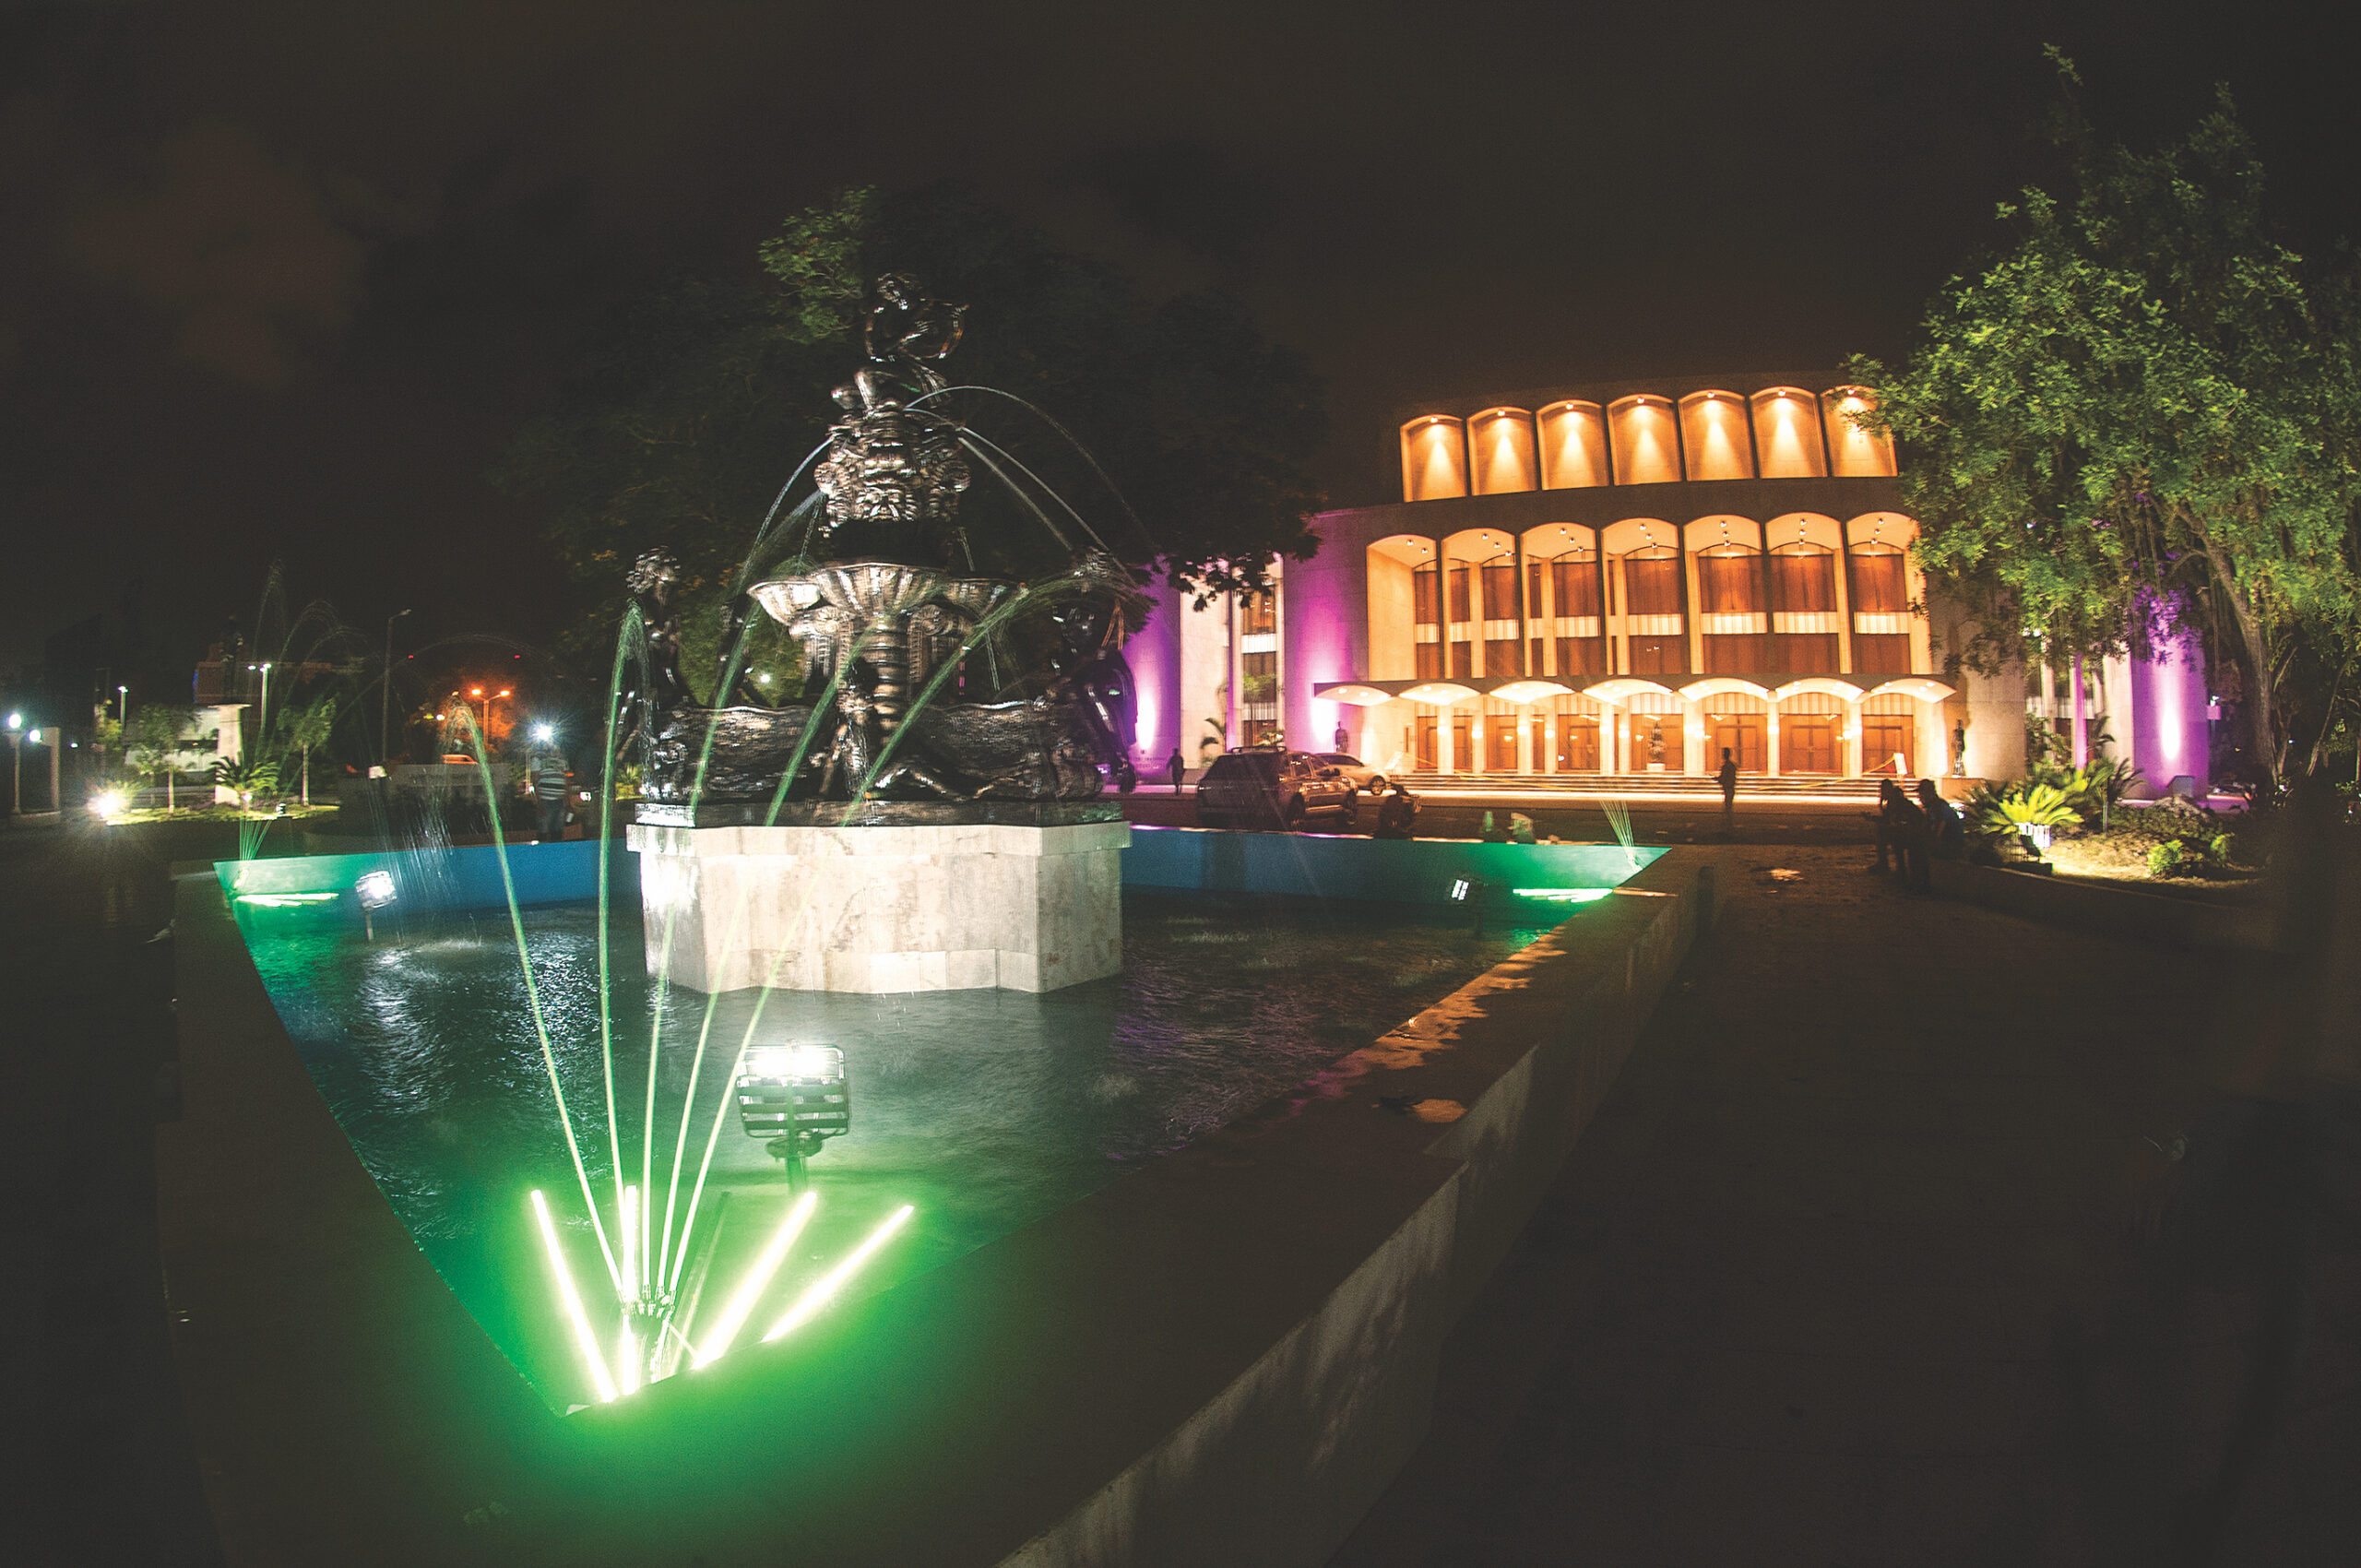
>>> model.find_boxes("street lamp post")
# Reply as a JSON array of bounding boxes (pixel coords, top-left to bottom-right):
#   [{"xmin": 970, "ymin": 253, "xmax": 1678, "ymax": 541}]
[
  {"xmin": 381, "ymin": 609, "xmax": 412, "ymax": 766},
  {"xmin": 6, "ymin": 711, "xmax": 20, "ymax": 815}
]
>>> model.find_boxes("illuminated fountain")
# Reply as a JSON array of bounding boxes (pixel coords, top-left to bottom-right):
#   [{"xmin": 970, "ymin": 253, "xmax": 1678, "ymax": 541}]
[
  {"xmin": 481, "ymin": 276, "xmax": 1157, "ymax": 1399},
  {"xmin": 172, "ymin": 275, "xmax": 1698, "ymax": 1568},
  {"xmin": 623, "ymin": 273, "xmax": 1142, "ymax": 995}
]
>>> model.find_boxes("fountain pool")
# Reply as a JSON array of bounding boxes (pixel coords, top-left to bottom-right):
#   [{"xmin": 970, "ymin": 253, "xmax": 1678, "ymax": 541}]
[{"xmin": 233, "ymin": 883, "xmax": 1569, "ymax": 1409}]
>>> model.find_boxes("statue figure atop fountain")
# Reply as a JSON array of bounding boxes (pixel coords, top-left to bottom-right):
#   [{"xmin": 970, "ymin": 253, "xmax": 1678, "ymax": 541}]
[
  {"xmin": 627, "ymin": 272, "xmax": 1141, "ymax": 821},
  {"xmin": 627, "ymin": 275, "xmax": 1137, "ymax": 993}
]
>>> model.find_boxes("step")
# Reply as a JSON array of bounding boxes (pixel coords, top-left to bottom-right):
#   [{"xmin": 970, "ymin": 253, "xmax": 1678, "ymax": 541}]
[{"xmin": 1394, "ymin": 772, "xmax": 1882, "ymax": 799}]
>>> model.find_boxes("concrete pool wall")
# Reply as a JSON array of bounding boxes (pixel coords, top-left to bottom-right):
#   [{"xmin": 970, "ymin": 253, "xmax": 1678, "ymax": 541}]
[{"xmin": 161, "ymin": 838, "xmax": 1715, "ymax": 1566}]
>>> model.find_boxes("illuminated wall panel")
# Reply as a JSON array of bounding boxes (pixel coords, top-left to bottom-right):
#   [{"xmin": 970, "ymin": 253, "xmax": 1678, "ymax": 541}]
[
  {"xmin": 1400, "ymin": 416, "xmax": 1470, "ymax": 501},
  {"xmin": 1466, "ymin": 407, "xmax": 1539, "ymax": 494},
  {"xmin": 1536, "ymin": 400, "xmax": 1610, "ymax": 489},
  {"xmin": 1822, "ymin": 387, "xmax": 1897, "ymax": 477},
  {"xmin": 1679, "ymin": 391, "xmax": 1754, "ymax": 481},
  {"xmin": 1750, "ymin": 387, "xmax": 1826, "ymax": 478},
  {"xmin": 1608, "ymin": 396, "xmax": 1680, "ymax": 484}
]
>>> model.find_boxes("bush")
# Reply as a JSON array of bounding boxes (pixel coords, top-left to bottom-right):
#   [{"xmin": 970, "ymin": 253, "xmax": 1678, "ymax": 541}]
[
  {"xmin": 1969, "ymin": 779, "xmax": 2082, "ymax": 837},
  {"xmin": 2147, "ymin": 840, "xmax": 2185, "ymax": 878}
]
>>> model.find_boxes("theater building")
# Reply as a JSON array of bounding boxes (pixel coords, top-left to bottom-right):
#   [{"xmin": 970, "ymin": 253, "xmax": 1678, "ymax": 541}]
[{"xmin": 1124, "ymin": 372, "xmax": 2212, "ymax": 793}]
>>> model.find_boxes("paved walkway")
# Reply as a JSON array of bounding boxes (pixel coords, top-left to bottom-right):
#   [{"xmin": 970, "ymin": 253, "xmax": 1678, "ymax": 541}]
[
  {"xmin": 0, "ymin": 821, "xmax": 220, "ymax": 1567},
  {"xmin": 1329, "ymin": 844, "xmax": 2359, "ymax": 1567}
]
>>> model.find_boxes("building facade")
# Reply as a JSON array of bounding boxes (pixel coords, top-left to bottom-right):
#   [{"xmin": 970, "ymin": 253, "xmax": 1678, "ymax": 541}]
[{"xmin": 1124, "ymin": 370, "xmax": 2213, "ymax": 794}]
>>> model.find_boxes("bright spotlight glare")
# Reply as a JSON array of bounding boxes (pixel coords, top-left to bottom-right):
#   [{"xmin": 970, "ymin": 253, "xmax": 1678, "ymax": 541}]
[
  {"xmin": 745, "ymin": 1044, "xmax": 842, "ymax": 1082},
  {"xmin": 531, "ymin": 724, "xmax": 555, "ymax": 743},
  {"xmin": 355, "ymin": 870, "xmax": 397, "ymax": 909},
  {"xmin": 89, "ymin": 790, "xmax": 127, "ymax": 819}
]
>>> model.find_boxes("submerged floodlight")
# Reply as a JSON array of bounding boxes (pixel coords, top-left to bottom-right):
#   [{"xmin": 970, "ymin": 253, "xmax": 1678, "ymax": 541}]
[
  {"xmin": 529, "ymin": 1190, "xmax": 617, "ymax": 1405},
  {"xmin": 1450, "ymin": 878, "xmax": 1471, "ymax": 903},
  {"xmin": 759, "ymin": 1204, "xmax": 915, "ymax": 1344},
  {"xmin": 355, "ymin": 870, "xmax": 397, "ymax": 909},
  {"xmin": 737, "ymin": 1045, "xmax": 850, "ymax": 1170},
  {"xmin": 693, "ymin": 1189, "xmax": 818, "ymax": 1369}
]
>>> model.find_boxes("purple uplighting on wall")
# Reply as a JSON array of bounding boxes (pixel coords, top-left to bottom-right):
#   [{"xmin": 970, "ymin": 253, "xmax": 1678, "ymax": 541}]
[
  {"xmin": 1281, "ymin": 552, "xmax": 1365, "ymax": 755},
  {"xmin": 2131, "ymin": 624, "xmax": 2210, "ymax": 795},
  {"xmin": 1129, "ymin": 576, "xmax": 1182, "ymax": 765}
]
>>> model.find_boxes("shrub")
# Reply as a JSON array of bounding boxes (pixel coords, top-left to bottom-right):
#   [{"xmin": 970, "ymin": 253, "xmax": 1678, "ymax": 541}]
[
  {"xmin": 2147, "ymin": 840, "xmax": 2185, "ymax": 878},
  {"xmin": 1970, "ymin": 780, "xmax": 2082, "ymax": 837}
]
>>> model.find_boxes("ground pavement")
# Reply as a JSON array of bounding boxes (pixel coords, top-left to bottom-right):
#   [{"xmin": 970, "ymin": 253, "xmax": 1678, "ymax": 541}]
[
  {"xmin": 0, "ymin": 819, "xmax": 221, "ymax": 1566},
  {"xmin": 1328, "ymin": 843, "xmax": 2360, "ymax": 1567}
]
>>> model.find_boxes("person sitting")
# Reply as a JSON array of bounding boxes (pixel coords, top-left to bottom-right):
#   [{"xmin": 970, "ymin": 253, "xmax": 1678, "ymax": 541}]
[
  {"xmin": 1916, "ymin": 779, "xmax": 1965, "ymax": 860},
  {"xmin": 1373, "ymin": 781, "xmax": 1418, "ymax": 839},
  {"xmin": 1868, "ymin": 778, "xmax": 1917, "ymax": 873}
]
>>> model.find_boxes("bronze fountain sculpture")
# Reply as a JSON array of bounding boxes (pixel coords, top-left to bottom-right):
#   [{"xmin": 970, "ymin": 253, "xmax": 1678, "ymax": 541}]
[{"xmin": 629, "ymin": 275, "xmax": 1143, "ymax": 826}]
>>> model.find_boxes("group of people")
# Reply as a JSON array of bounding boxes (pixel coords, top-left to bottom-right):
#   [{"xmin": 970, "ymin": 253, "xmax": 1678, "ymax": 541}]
[{"xmin": 1868, "ymin": 778, "xmax": 1965, "ymax": 889}]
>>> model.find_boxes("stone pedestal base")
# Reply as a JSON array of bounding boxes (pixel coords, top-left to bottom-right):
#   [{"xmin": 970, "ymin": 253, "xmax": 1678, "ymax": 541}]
[{"xmin": 624, "ymin": 820, "xmax": 1127, "ymax": 994}]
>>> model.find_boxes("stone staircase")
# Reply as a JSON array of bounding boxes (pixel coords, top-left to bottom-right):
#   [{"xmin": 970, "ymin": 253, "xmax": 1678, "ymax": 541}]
[{"xmin": 1394, "ymin": 771, "xmax": 1883, "ymax": 801}]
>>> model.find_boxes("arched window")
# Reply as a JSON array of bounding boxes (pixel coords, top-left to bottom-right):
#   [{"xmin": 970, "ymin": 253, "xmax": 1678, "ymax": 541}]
[
  {"xmin": 1688, "ymin": 517, "xmax": 1764, "ymax": 674},
  {"xmin": 1527, "ymin": 523, "xmax": 1606, "ymax": 678},
  {"xmin": 1679, "ymin": 391, "xmax": 1754, "ymax": 481},
  {"xmin": 1367, "ymin": 534, "xmax": 1436, "ymax": 682},
  {"xmin": 1537, "ymin": 400, "xmax": 1610, "ymax": 488},
  {"xmin": 1466, "ymin": 407, "xmax": 1538, "ymax": 494},
  {"xmin": 1608, "ymin": 395, "xmax": 1680, "ymax": 484},
  {"xmin": 1622, "ymin": 546, "xmax": 1687, "ymax": 674},
  {"xmin": 1400, "ymin": 415, "xmax": 1469, "ymax": 501},
  {"xmin": 1822, "ymin": 387, "xmax": 1896, "ymax": 477},
  {"xmin": 1749, "ymin": 386, "xmax": 1826, "ymax": 478},
  {"xmin": 1848, "ymin": 541, "xmax": 1912, "ymax": 672},
  {"xmin": 1769, "ymin": 541, "xmax": 1839, "ymax": 672}
]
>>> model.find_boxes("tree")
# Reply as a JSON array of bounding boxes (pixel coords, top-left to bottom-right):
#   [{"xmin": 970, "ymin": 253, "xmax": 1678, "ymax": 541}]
[
  {"xmin": 497, "ymin": 182, "xmax": 1328, "ymax": 686},
  {"xmin": 212, "ymin": 754, "xmax": 279, "ymax": 814},
  {"xmin": 279, "ymin": 693, "xmax": 338, "ymax": 806},
  {"xmin": 126, "ymin": 702, "xmax": 192, "ymax": 810},
  {"xmin": 1851, "ymin": 54, "xmax": 2361, "ymax": 779}
]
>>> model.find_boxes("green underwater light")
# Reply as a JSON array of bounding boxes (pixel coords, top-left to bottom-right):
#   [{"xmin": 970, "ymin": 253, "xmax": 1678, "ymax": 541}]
[
  {"xmin": 761, "ymin": 1204, "xmax": 916, "ymax": 1345},
  {"xmin": 233, "ymin": 891, "xmax": 341, "ymax": 908},
  {"xmin": 1513, "ymin": 887, "xmax": 1615, "ymax": 904},
  {"xmin": 694, "ymin": 1189, "xmax": 818, "ymax": 1369},
  {"xmin": 530, "ymin": 1189, "xmax": 617, "ymax": 1405}
]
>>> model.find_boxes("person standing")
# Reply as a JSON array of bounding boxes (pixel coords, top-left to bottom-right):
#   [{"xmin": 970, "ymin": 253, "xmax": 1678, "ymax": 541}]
[
  {"xmin": 1334, "ymin": 720, "xmax": 1351, "ymax": 754},
  {"xmin": 533, "ymin": 747, "xmax": 571, "ymax": 842},
  {"xmin": 1167, "ymin": 746, "xmax": 1186, "ymax": 793},
  {"xmin": 1716, "ymin": 746, "xmax": 1739, "ymax": 833}
]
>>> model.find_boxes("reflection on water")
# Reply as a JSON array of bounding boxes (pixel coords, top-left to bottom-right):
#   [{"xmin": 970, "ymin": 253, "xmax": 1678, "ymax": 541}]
[{"xmin": 238, "ymin": 890, "xmax": 1548, "ymax": 1406}]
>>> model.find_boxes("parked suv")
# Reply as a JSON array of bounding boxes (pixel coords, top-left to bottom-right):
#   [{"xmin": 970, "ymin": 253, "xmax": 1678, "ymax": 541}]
[
  {"xmin": 1312, "ymin": 753, "xmax": 1387, "ymax": 793},
  {"xmin": 1195, "ymin": 748, "xmax": 1360, "ymax": 831}
]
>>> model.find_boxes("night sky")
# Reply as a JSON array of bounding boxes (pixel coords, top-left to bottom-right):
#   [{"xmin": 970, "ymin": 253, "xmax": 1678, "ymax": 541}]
[{"xmin": 1, "ymin": 0, "xmax": 2351, "ymax": 688}]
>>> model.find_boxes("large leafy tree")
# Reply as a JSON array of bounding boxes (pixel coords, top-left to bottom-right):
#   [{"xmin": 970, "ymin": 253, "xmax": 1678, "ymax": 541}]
[
  {"xmin": 498, "ymin": 182, "xmax": 1328, "ymax": 688},
  {"xmin": 1852, "ymin": 55, "xmax": 2361, "ymax": 778}
]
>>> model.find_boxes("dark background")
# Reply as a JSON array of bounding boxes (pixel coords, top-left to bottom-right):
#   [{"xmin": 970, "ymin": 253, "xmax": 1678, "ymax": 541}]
[{"xmin": 2, "ymin": 0, "xmax": 2351, "ymax": 691}]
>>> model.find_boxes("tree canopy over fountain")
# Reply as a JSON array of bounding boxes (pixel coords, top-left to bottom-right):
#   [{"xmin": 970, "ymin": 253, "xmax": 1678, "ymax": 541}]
[
  {"xmin": 623, "ymin": 270, "xmax": 1153, "ymax": 817},
  {"xmin": 499, "ymin": 181, "xmax": 1329, "ymax": 676}
]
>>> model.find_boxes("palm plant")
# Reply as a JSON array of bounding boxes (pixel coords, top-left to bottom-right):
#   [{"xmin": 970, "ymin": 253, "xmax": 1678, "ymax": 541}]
[
  {"xmin": 212, "ymin": 755, "xmax": 281, "ymax": 814},
  {"xmin": 125, "ymin": 702, "xmax": 192, "ymax": 811},
  {"xmin": 278, "ymin": 694, "xmax": 338, "ymax": 806}
]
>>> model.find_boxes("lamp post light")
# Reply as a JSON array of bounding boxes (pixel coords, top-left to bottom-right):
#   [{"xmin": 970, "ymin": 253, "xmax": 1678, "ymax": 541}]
[
  {"xmin": 381, "ymin": 609, "xmax": 412, "ymax": 766},
  {"xmin": 116, "ymin": 684, "xmax": 129, "ymax": 724}
]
